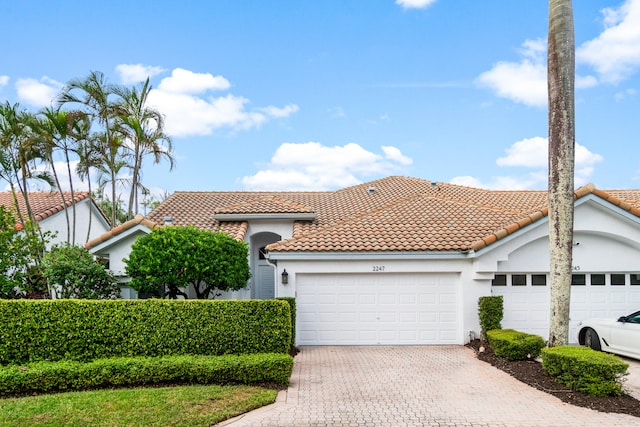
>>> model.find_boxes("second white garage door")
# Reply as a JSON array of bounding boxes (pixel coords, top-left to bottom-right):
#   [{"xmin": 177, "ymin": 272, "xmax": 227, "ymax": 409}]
[{"xmin": 296, "ymin": 272, "xmax": 460, "ymax": 345}]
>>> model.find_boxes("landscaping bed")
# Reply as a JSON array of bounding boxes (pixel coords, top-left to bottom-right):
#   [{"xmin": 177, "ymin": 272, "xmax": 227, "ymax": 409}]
[{"xmin": 466, "ymin": 339, "xmax": 640, "ymax": 418}]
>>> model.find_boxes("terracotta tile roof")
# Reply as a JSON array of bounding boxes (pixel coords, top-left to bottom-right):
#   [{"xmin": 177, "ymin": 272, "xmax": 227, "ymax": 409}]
[
  {"xmin": 0, "ymin": 191, "xmax": 92, "ymax": 222},
  {"xmin": 214, "ymin": 195, "xmax": 314, "ymax": 215},
  {"xmin": 85, "ymin": 214, "xmax": 160, "ymax": 249},
  {"xmin": 98, "ymin": 176, "xmax": 640, "ymax": 254}
]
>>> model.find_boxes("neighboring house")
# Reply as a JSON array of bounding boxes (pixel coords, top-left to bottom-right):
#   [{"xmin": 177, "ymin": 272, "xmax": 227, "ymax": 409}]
[
  {"xmin": 0, "ymin": 191, "xmax": 111, "ymax": 248},
  {"xmin": 85, "ymin": 176, "xmax": 640, "ymax": 346}
]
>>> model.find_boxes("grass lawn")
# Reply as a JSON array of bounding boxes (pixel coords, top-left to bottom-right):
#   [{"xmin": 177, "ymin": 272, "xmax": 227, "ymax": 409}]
[{"xmin": 0, "ymin": 384, "xmax": 277, "ymax": 427}]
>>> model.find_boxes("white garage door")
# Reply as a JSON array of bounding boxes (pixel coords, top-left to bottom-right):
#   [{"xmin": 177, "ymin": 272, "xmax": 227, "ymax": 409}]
[
  {"xmin": 296, "ymin": 273, "xmax": 459, "ymax": 345},
  {"xmin": 493, "ymin": 273, "xmax": 640, "ymax": 343}
]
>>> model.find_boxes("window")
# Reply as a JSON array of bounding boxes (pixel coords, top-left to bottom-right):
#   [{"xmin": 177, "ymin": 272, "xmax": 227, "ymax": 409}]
[
  {"xmin": 531, "ymin": 274, "xmax": 547, "ymax": 286},
  {"xmin": 258, "ymin": 246, "xmax": 267, "ymax": 260},
  {"xmin": 631, "ymin": 274, "xmax": 640, "ymax": 286},
  {"xmin": 512, "ymin": 274, "xmax": 527, "ymax": 286},
  {"xmin": 611, "ymin": 274, "xmax": 626, "ymax": 286},
  {"xmin": 571, "ymin": 274, "xmax": 586, "ymax": 286},
  {"xmin": 492, "ymin": 274, "xmax": 506, "ymax": 286},
  {"xmin": 590, "ymin": 274, "xmax": 605, "ymax": 286}
]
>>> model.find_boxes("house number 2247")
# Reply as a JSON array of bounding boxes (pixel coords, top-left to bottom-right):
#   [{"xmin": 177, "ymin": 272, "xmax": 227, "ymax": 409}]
[{"xmin": 372, "ymin": 266, "xmax": 385, "ymax": 272}]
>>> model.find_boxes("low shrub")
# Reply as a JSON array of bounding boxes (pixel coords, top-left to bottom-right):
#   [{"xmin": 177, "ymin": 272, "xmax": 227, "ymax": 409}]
[
  {"xmin": 0, "ymin": 353, "xmax": 294, "ymax": 396},
  {"xmin": 478, "ymin": 296, "xmax": 503, "ymax": 338},
  {"xmin": 541, "ymin": 346, "xmax": 628, "ymax": 397},
  {"xmin": 486, "ymin": 329, "xmax": 546, "ymax": 360},
  {"xmin": 0, "ymin": 299, "xmax": 291, "ymax": 364}
]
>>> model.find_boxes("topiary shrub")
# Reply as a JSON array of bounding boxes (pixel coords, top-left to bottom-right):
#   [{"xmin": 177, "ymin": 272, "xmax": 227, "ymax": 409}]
[
  {"xmin": 478, "ymin": 295, "xmax": 503, "ymax": 339},
  {"xmin": 486, "ymin": 329, "xmax": 546, "ymax": 360},
  {"xmin": 541, "ymin": 346, "xmax": 628, "ymax": 397}
]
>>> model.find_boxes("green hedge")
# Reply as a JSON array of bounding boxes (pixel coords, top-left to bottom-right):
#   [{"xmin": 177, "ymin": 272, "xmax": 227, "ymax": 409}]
[
  {"xmin": 0, "ymin": 353, "xmax": 294, "ymax": 396},
  {"xmin": 0, "ymin": 299, "xmax": 291, "ymax": 364},
  {"xmin": 486, "ymin": 329, "xmax": 546, "ymax": 360},
  {"xmin": 276, "ymin": 297, "xmax": 296, "ymax": 350},
  {"xmin": 541, "ymin": 346, "xmax": 629, "ymax": 397}
]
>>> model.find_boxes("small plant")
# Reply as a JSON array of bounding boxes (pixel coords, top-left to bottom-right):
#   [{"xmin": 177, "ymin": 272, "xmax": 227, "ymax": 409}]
[{"xmin": 478, "ymin": 295, "xmax": 503, "ymax": 338}]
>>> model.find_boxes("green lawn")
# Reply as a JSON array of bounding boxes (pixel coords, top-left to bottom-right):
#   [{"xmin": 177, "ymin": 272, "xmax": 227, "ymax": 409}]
[{"xmin": 0, "ymin": 384, "xmax": 277, "ymax": 427}]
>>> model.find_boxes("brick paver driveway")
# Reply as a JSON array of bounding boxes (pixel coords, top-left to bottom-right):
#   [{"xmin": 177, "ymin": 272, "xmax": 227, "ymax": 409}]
[{"xmin": 219, "ymin": 346, "xmax": 639, "ymax": 427}]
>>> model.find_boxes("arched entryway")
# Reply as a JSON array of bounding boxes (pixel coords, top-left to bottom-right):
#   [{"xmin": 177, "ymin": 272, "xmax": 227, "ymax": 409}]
[{"xmin": 251, "ymin": 232, "xmax": 281, "ymax": 299}]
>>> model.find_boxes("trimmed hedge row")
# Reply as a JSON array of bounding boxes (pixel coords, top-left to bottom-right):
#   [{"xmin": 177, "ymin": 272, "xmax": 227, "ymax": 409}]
[
  {"xmin": 541, "ymin": 346, "xmax": 629, "ymax": 397},
  {"xmin": 276, "ymin": 297, "xmax": 296, "ymax": 350},
  {"xmin": 0, "ymin": 299, "xmax": 291, "ymax": 364},
  {"xmin": 486, "ymin": 329, "xmax": 546, "ymax": 360},
  {"xmin": 0, "ymin": 353, "xmax": 294, "ymax": 396}
]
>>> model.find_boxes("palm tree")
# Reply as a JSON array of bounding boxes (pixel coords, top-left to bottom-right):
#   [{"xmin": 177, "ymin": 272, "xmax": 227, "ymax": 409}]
[
  {"xmin": 75, "ymin": 131, "xmax": 102, "ymax": 243},
  {"xmin": 33, "ymin": 107, "xmax": 90, "ymax": 244},
  {"xmin": 547, "ymin": 0, "xmax": 575, "ymax": 347},
  {"xmin": 58, "ymin": 71, "xmax": 123, "ymax": 227},
  {"xmin": 114, "ymin": 78, "xmax": 174, "ymax": 219},
  {"xmin": 0, "ymin": 102, "xmax": 54, "ymax": 225}
]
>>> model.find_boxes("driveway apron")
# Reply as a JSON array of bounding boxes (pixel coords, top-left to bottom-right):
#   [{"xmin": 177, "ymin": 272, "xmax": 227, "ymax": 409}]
[{"xmin": 218, "ymin": 346, "xmax": 639, "ymax": 427}]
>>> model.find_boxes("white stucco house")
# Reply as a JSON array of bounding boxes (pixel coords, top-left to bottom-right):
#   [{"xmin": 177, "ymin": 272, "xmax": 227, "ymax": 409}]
[
  {"xmin": 85, "ymin": 176, "xmax": 640, "ymax": 346},
  {"xmin": 0, "ymin": 191, "xmax": 111, "ymax": 248}
]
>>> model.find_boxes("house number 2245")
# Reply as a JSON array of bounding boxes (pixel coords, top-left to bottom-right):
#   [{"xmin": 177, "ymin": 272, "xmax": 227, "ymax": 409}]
[{"xmin": 372, "ymin": 266, "xmax": 385, "ymax": 272}]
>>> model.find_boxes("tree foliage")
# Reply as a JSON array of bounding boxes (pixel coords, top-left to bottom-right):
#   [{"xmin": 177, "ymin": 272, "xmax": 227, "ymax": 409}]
[
  {"xmin": 42, "ymin": 243, "xmax": 119, "ymax": 299},
  {"xmin": 0, "ymin": 206, "xmax": 52, "ymax": 299},
  {"xmin": 125, "ymin": 226, "xmax": 251, "ymax": 299}
]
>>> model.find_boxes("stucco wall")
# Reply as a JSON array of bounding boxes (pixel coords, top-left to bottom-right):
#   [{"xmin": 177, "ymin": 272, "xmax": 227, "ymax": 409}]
[{"xmin": 39, "ymin": 199, "xmax": 110, "ymax": 248}]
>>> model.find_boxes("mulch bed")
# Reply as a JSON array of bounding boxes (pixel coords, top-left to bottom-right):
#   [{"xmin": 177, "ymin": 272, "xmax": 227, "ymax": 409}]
[{"xmin": 466, "ymin": 339, "xmax": 640, "ymax": 418}]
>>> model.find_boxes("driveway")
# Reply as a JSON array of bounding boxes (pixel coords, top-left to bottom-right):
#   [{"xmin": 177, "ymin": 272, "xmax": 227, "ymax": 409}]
[{"xmin": 219, "ymin": 346, "xmax": 639, "ymax": 427}]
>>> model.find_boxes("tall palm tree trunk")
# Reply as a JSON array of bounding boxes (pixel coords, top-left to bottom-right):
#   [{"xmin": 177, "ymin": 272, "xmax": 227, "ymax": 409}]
[{"xmin": 547, "ymin": 0, "xmax": 575, "ymax": 347}]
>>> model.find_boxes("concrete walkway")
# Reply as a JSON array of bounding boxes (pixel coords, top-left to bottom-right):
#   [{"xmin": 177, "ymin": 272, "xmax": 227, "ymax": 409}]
[{"xmin": 219, "ymin": 346, "xmax": 640, "ymax": 427}]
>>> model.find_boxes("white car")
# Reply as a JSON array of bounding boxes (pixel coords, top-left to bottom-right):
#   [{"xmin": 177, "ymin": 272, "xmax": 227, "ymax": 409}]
[{"xmin": 577, "ymin": 310, "xmax": 640, "ymax": 360}]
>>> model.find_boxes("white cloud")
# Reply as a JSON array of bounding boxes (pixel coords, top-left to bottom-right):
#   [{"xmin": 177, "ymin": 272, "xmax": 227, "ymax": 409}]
[
  {"xmin": 15, "ymin": 76, "xmax": 63, "ymax": 107},
  {"xmin": 240, "ymin": 142, "xmax": 413, "ymax": 190},
  {"xmin": 615, "ymin": 87, "xmax": 637, "ymax": 101},
  {"xmin": 577, "ymin": 0, "xmax": 640, "ymax": 84},
  {"xmin": 382, "ymin": 146, "xmax": 413, "ymax": 165},
  {"xmin": 157, "ymin": 68, "xmax": 230, "ymax": 94},
  {"xmin": 0, "ymin": 75, "xmax": 8, "ymax": 88},
  {"xmin": 496, "ymin": 137, "xmax": 548, "ymax": 168},
  {"xmin": 259, "ymin": 104, "xmax": 300, "ymax": 118},
  {"xmin": 450, "ymin": 173, "xmax": 545, "ymax": 190},
  {"xmin": 396, "ymin": 0, "xmax": 437, "ymax": 9},
  {"xmin": 476, "ymin": 39, "xmax": 547, "ymax": 107},
  {"xmin": 477, "ymin": 36, "xmax": 599, "ymax": 106},
  {"xmin": 115, "ymin": 63, "xmax": 166, "ymax": 84},
  {"xmin": 143, "ymin": 67, "xmax": 296, "ymax": 137},
  {"xmin": 452, "ymin": 137, "xmax": 603, "ymax": 190},
  {"xmin": 148, "ymin": 90, "xmax": 267, "ymax": 137}
]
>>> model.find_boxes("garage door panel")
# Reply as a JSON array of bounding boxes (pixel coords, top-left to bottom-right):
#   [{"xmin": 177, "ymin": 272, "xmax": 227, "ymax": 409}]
[{"xmin": 297, "ymin": 273, "xmax": 459, "ymax": 345}]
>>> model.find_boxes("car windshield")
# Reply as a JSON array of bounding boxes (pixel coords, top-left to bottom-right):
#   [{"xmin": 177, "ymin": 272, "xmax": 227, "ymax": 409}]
[{"xmin": 625, "ymin": 311, "xmax": 640, "ymax": 324}]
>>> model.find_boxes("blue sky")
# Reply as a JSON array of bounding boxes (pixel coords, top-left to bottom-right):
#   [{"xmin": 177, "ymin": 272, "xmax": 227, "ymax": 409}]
[{"xmin": 1, "ymin": 0, "xmax": 639, "ymax": 197}]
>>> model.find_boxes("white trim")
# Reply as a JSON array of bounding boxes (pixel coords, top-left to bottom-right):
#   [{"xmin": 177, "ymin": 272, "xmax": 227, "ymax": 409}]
[{"xmin": 87, "ymin": 224, "xmax": 152, "ymax": 253}]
